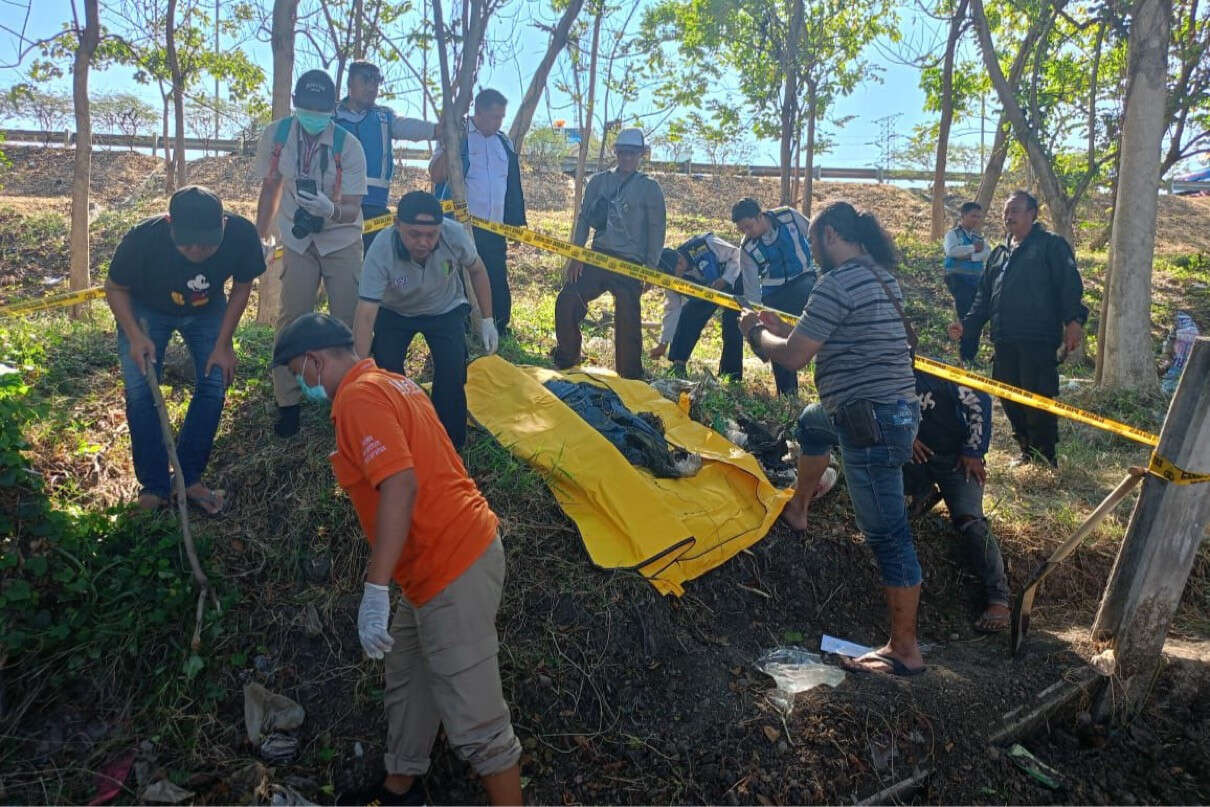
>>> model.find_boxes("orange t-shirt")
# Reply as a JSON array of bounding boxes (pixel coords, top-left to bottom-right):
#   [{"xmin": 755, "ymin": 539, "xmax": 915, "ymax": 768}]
[{"xmin": 329, "ymin": 359, "xmax": 498, "ymax": 606}]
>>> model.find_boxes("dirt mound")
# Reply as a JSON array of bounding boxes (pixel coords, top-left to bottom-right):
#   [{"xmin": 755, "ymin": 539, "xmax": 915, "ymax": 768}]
[{"xmin": 0, "ymin": 145, "xmax": 161, "ymax": 206}]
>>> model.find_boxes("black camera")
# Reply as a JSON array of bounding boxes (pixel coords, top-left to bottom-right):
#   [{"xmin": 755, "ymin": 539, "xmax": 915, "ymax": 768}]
[{"xmin": 292, "ymin": 206, "xmax": 325, "ymax": 239}]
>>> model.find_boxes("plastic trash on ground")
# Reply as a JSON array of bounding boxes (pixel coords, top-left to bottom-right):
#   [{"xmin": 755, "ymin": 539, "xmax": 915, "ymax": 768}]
[
  {"xmin": 755, "ymin": 646, "xmax": 845, "ymax": 712},
  {"xmin": 244, "ymin": 682, "xmax": 305, "ymax": 744},
  {"xmin": 820, "ymin": 634, "xmax": 874, "ymax": 658}
]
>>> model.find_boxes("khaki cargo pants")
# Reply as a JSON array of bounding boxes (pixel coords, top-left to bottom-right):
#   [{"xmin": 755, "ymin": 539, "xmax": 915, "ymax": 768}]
[
  {"xmin": 270, "ymin": 240, "xmax": 363, "ymax": 406},
  {"xmin": 383, "ymin": 537, "xmax": 521, "ymax": 777}
]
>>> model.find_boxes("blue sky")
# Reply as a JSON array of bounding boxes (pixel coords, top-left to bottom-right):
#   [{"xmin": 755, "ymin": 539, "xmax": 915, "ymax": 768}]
[{"xmin": 0, "ymin": 1, "xmax": 991, "ymax": 168}]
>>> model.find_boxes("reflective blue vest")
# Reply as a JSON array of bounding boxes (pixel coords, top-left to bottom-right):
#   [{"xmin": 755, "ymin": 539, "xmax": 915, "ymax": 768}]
[
  {"xmin": 944, "ymin": 226, "xmax": 985, "ymax": 279},
  {"xmin": 742, "ymin": 207, "xmax": 814, "ymax": 288},
  {"xmin": 680, "ymin": 234, "xmax": 723, "ymax": 283},
  {"xmin": 334, "ymin": 103, "xmax": 395, "ymax": 208}
]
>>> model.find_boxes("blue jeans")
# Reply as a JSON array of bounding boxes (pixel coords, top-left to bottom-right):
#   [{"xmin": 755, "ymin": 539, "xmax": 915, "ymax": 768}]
[
  {"xmin": 797, "ymin": 399, "xmax": 921, "ymax": 587},
  {"xmin": 118, "ymin": 303, "xmax": 226, "ymax": 499}
]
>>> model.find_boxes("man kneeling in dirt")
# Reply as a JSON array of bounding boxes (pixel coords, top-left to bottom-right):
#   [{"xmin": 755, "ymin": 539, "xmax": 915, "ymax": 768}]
[
  {"xmin": 905, "ymin": 371, "xmax": 1011, "ymax": 633},
  {"xmin": 272, "ymin": 313, "xmax": 522, "ymax": 806}
]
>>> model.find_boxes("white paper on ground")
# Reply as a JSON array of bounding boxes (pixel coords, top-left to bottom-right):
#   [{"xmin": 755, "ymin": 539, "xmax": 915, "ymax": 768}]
[{"xmin": 820, "ymin": 634, "xmax": 874, "ymax": 658}]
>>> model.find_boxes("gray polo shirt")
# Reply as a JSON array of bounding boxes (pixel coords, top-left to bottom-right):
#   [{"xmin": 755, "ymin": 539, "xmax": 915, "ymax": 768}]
[
  {"xmin": 359, "ymin": 219, "xmax": 480, "ymax": 317},
  {"xmin": 254, "ymin": 116, "xmax": 368, "ymax": 256}
]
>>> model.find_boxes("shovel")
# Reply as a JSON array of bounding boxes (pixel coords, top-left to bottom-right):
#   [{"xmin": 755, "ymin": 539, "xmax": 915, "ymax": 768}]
[{"xmin": 1010, "ymin": 467, "xmax": 1145, "ymax": 656}]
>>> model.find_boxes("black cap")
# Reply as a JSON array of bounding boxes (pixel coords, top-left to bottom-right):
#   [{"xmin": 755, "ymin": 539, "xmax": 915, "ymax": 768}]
[
  {"xmin": 293, "ymin": 69, "xmax": 337, "ymax": 111},
  {"xmin": 272, "ymin": 313, "xmax": 354, "ymax": 367},
  {"xmin": 169, "ymin": 186, "xmax": 224, "ymax": 246},
  {"xmin": 658, "ymin": 247, "xmax": 680, "ymax": 274},
  {"xmin": 396, "ymin": 191, "xmax": 443, "ymax": 224}
]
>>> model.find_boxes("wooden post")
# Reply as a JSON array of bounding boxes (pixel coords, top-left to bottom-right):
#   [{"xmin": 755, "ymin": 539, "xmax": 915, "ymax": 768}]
[{"xmin": 1090, "ymin": 337, "xmax": 1210, "ymax": 720}]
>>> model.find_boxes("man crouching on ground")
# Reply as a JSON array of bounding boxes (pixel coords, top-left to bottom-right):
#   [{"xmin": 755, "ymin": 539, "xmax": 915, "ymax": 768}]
[{"xmin": 271, "ymin": 313, "xmax": 522, "ymax": 806}]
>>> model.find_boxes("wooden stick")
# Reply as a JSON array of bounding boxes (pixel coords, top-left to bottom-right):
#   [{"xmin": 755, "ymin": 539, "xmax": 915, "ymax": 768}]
[{"xmin": 143, "ymin": 362, "xmax": 214, "ymax": 651}]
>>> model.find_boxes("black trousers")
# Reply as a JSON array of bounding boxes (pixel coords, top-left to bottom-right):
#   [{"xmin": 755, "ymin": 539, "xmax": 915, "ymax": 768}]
[
  {"xmin": 992, "ymin": 340, "xmax": 1059, "ymax": 461},
  {"xmin": 362, "ymin": 204, "xmax": 392, "ymax": 253},
  {"xmin": 474, "ymin": 229, "xmax": 511, "ymax": 334},
  {"xmin": 668, "ymin": 282, "xmax": 744, "ymax": 379},
  {"xmin": 945, "ymin": 274, "xmax": 980, "ymax": 319},
  {"xmin": 761, "ymin": 272, "xmax": 816, "ymax": 396},
  {"xmin": 370, "ymin": 304, "xmax": 470, "ymax": 450}
]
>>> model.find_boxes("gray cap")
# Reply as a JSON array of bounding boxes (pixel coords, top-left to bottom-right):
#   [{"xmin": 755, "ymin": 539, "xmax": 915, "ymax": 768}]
[
  {"xmin": 271, "ymin": 313, "xmax": 353, "ymax": 367},
  {"xmin": 615, "ymin": 128, "xmax": 645, "ymax": 149}
]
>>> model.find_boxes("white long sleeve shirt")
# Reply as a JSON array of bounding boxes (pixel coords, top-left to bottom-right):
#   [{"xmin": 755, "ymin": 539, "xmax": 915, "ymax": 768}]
[{"xmin": 943, "ymin": 226, "xmax": 991, "ymax": 263}]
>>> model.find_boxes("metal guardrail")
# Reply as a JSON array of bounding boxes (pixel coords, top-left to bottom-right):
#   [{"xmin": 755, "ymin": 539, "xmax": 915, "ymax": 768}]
[{"xmin": 0, "ymin": 127, "xmax": 986, "ymax": 183}]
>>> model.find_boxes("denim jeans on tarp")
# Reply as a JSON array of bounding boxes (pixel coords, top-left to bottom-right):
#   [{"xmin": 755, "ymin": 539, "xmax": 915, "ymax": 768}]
[
  {"xmin": 117, "ymin": 302, "xmax": 227, "ymax": 499},
  {"xmin": 903, "ymin": 454, "xmax": 1010, "ymax": 605},
  {"xmin": 835, "ymin": 399, "xmax": 921, "ymax": 588}
]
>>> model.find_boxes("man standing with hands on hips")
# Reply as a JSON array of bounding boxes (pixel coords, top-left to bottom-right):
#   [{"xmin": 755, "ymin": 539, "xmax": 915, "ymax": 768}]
[
  {"xmin": 255, "ymin": 68, "xmax": 367, "ymax": 438},
  {"xmin": 272, "ymin": 313, "xmax": 522, "ymax": 806}
]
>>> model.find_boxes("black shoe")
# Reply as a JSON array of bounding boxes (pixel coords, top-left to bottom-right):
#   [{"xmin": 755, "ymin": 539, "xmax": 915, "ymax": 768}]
[
  {"xmin": 275, "ymin": 404, "xmax": 300, "ymax": 438},
  {"xmin": 339, "ymin": 780, "xmax": 425, "ymax": 807}
]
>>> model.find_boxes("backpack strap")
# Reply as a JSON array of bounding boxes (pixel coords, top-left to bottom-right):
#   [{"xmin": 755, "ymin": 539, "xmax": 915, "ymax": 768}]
[
  {"xmin": 268, "ymin": 118, "xmax": 293, "ymax": 180},
  {"xmin": 330, "ymin": 124, "xmax": 347, "ymax": 200}
]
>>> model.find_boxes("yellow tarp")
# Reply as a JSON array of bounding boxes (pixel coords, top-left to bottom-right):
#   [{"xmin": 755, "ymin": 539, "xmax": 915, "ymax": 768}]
[{"xmin": 465, "ymin": 355, "xmax": 792, "ymax": 596}]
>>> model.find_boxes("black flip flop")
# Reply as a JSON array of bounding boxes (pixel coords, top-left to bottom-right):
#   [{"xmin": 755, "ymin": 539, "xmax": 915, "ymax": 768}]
[{"xmin": 843, "ymin": 651, "xmax": 927, "ymax": 677}]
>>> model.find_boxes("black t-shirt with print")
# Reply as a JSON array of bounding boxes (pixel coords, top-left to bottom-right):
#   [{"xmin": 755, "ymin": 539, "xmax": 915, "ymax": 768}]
[{"xmin": 107, "ymin": 214, "xmax": 265, "ymax": 316}]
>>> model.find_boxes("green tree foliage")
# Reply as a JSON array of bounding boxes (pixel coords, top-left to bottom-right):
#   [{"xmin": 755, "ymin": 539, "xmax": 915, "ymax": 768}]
[
  {"xmin": 642, "ymin": 0, "xmax": 893, "ymax": 204},
  {"xmin": 91, "ymin": 91, "xmax": 158, "ymax": 143}
]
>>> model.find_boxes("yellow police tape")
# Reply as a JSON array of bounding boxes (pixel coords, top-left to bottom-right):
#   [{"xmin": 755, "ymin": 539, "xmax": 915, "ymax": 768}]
[
  {"xmin": 2, "ymin": 200, "xmax": 1205, "ymax": 484},
  {"xmin": 436, "ymin": 200, "xmax": 1208, "ymax": 485}
]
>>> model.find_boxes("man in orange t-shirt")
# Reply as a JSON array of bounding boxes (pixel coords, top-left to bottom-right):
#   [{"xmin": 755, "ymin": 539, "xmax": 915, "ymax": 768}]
[{"xmin": 272, "ymin": 312, "xmax": 522, "ymax": 806}]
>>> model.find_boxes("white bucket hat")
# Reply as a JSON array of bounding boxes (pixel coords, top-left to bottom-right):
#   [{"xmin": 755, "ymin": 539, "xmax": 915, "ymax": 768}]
[{"xmin": 615, "ymin": 128, "xmax": 646, "ymax": 149}]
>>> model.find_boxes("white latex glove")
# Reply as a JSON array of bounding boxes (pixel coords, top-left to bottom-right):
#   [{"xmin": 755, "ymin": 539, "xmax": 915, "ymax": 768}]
[
  {"xmin": 357, "ymin": 582, "xmax": 394, "ymax": 659},
  {"xmin": 261, "ymin": 236, "xmax": 277, "ymax": 263},
  {"xmin": 296, "ymin": 188, "xmax": 335, "ymax": 219},
  {"xmin": 480, "ymin": 317, "xmax": 499, "ymax": 355}
]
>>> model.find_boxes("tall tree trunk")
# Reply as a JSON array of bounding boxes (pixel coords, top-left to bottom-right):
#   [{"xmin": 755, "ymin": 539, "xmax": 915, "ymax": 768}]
[
  {"xmin": 271, "ymin": 0, "xmax": 299, "ymax": 120},
  {"xmin": 508, "ymin": 0, "xmax": 585, "ymax": 154},
  {"xmin": 69, "ymin": 0, "xmax": 100, "ymax": 320},
  {"xmin": 801, "ymin": 82, "xmax": 817, "ymax": 218},
  {"xmin": 975, "ymin": 113, "xmax": 1010, "ymax": 213},
  {"xmin": 161, "ymin": 92, "xmax": 172, "ymax": 196},
  {"xmin": 260, "ymin": 0, "xmax": 300, "ymax": 325},
  {"xmin": 1100, "ymin": 0, "xmax": 1170, "ymax": 390},
  {"xmin": 433, "ymin": 0, "xmax": 490, "ymax": 331},
  {"xmin": 570, "ymin": 10, "xmax": 603, "ymax": 238},
  {"xmin": 166, "ymin": 0, "xmax": 187, "ymax": 190},
  {"xmin": 970, "ymin": 0, "xmax": 1076, "ymax": 244},
  {"xmin": 353, "ymin": 0, "xmax": 364, "ymax": 58},
  {"xmin": 778, "ymin": 0, "xmax": 804, "ymax": 206},
  {"xmin": 931, "ymin": 0, "xmax": 968, "ymax": 240},
  {"xmin": 974, "ymin": 15, "xmax": 1045, "ymax": 215}
]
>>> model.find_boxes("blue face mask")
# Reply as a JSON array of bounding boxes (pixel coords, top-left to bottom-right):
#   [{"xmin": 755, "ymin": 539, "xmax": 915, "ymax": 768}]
[
  {"xmin": 295, "ymin": 109, "xmax": 330, "ymax": 135},
  {"xmin": 296, "ymin": 356, "xmax": 328, "ymax": 403}
]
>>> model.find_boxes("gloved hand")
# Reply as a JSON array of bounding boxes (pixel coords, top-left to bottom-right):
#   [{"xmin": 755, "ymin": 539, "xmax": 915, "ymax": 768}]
[
  {"xmin": 261, "ymin": 236, "xmax": 278, "ymax": 263},
  {"xmin": 296, "ymin": 188, "xmax": 335, "ymax": 219},
  {"xmin": 480, "ymin": 317, "xmax": 499, "ymax": 354},
  {"xmin": 357, "ymin": 582, "xmax": 394, "ymax": 659}
]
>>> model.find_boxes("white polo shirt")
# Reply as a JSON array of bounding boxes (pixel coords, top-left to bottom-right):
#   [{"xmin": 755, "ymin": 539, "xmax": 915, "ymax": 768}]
[{"xmin": 436, "ymin": 119, "xmax": 509, "ymax": 222}]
